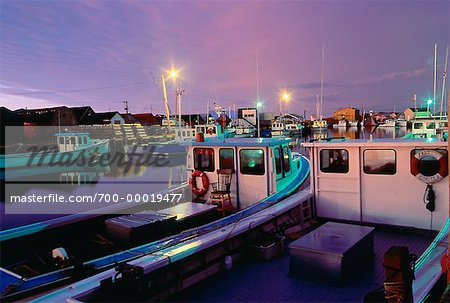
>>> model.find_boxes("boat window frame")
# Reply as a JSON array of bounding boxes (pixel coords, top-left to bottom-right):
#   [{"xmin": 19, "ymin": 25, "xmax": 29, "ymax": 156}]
[
  {"xmin": 193, "ymin": 148, "xmax": 215, "ymax": 172},
  {"xmin": 219, "ymin": 148, "xmax": 235, "ymax": 170},
  {"xmin": 363, "ymin": 149, "xmax": 397, "ymax": 175},
  {"xmin": 274, "ymin": 147, "xmax": 282, "ymax": 177},
  {"xmin": 283, "ymin": 146, "xmax": 291, "ymax": 174},
  {"xmin": 239, "ymin": 148, "xmax": 265, "ymax": 176},
  {"xmin": 319, "ymin": 148, "xmax": 349, "ymax": 174}
]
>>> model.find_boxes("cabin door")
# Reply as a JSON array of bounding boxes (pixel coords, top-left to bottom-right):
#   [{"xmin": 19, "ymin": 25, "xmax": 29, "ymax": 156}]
[
  {"xmin": 313, "ymin": 146, "xmax": 361, "ymax": 221},
  {"xmin": 237, "ymin": 147, "xmax": 268, "ymax": 209}
]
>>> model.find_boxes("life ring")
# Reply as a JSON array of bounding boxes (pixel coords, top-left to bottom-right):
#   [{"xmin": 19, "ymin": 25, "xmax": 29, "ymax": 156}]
[
  {"xmin": 411, "ymin": 149, "xmax": 448, "ymax": 184},
  {"xmin": 189, "ymin": 170, "xmax": 209, "ymax": 196}
]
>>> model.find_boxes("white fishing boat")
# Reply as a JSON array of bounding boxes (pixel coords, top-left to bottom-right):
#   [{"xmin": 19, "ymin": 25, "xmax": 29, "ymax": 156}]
[
  {"xmin": 0, "ymin": 137, "xmax": 310, "ymax": 301},
  {"xmin": 338, "ymin": 119, "xmax": 348, "ymax": 128},
  {"xmin": 0, "ymin": 132, "xmax": 109, "ymax": 169},
  {"xmin": 301, "ymin": 136, "xmax": 448, "ymax": 302},
  {"xmin": 378, "ymin": 119, "xmax": 396, "ymax": 127},
  {"xmin": 234, "ymin": 125, "xmax": 256, "ymax": 138},
  {"xmin": 348, "ymin": 120, "xmax": 359, "ymax": 127}
]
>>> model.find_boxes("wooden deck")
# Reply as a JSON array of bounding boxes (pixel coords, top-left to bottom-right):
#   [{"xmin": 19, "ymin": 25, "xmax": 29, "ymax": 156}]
[{"xmin": 172, "ymin": 227, "xmax": 434, "ymax": 302}]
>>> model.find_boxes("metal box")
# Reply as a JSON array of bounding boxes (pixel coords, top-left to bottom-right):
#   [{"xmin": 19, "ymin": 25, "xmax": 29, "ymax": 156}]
[
  {"xmin": 105, "ymin": 211, "xmax": 177, "ymax": 244},
  {"xmin": 289, "ymin": 222, "xmax": 374, "ymax": 284}
]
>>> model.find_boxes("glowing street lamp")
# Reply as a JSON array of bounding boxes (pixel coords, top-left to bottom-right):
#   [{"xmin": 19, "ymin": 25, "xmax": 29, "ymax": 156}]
[
  {"xmin": 256, "ymin": 100, "xmax": 263, "ymax": 137},
  {"xmin": 164, "ymin": 67, "xmax": 183, "ymax": 129},
  {"xmin": 279, "ymin": 90, "xmax": 292, "ymax": 119},
  {"xmin": 427, "ymin": 98, "xmax": 433, "ymax": 116}
]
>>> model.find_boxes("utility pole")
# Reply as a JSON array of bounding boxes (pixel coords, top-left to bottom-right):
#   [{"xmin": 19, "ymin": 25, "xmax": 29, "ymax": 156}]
[{"xmin": 123, "ymin": 101, "xmax": 129, "ymax": 114}]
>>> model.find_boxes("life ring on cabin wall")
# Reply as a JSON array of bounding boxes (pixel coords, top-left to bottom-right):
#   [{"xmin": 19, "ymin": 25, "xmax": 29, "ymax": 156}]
[
  {"xmin": 189, "ymin": 170, "xmax": 210, "ymax": 196},
  {"xmin": 411, "ymin": 149, "xmax": 448, "ymax": 184}
]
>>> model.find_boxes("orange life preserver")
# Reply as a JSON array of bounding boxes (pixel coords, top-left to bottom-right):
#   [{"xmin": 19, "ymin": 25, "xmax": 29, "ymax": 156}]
[
  {"xmin": 411, "ymin": 149, "xmax": 448, "ymax": 184},
  {"xmin": 189, "ymin": 170, "xmax": 209, "ymax": 196}
]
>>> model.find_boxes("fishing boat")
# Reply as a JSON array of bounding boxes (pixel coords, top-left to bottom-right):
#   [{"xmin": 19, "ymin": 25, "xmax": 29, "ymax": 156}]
[
  {"xmin": 0, "ymin": 132, "xmax": 109, "ymax": 169},
  {"xmin": 378, "ymin": 119, "xmax": 397, "ymax": 127},
  {"xmin": 300, "ymin": 136, "xmax": 449, "ymax": 302},
  {"xmin": 311, "ymin": 119, "xmax": 327, "ymax": 132},
  {"xmin": 271, "ymin": 120, "xmax": 288, "ymax": 137},
  {"xmin": 338, "ymin": 119, "xmax": 348, "ymax": 128},
  {"xmin": 405, "ymin": 117, "xmax": 448, "ymax": 139},
  {"xmin": 234, "ymin": 125, "xmax": 256, "ymax": 138},
  {"xmin": 348, "ymin": 120, "xmax": 360, "ymax": 127},
  {"xmin": 0, "ymin": 137, "xmax": 310, "ymax": 301}
]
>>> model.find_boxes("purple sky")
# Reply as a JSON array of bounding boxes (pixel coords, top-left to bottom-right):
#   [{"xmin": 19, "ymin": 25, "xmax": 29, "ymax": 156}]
[{"xmin": 1, "ymin": 0, "xmax": 449, "ymax": 117}]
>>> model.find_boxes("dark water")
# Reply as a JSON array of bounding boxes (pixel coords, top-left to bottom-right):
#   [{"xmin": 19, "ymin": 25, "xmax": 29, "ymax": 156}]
[{"xmin": 1, "ymin": 126, "xmax": 409, "ymax": 230}]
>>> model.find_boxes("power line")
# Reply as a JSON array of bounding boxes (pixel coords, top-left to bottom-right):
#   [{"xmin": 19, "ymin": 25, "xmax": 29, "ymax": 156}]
[{"xmin": 4, "ymin": 80, "xmax": 151, "ymax": 95}]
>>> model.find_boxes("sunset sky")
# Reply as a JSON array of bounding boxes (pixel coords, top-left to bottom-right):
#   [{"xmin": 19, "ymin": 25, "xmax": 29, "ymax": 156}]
[{"xmin": 1, "ymin": 0, "xmax": 449, "ymax": 117}]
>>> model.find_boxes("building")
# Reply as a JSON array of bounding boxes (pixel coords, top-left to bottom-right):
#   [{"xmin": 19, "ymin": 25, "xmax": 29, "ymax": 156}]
[
  {"xmin": 14, "ymin": 106, "xmax": 78, "ymax": 126},
  {"xmin": 83, "ymin": 112, "xmax": 125, "ymax": 125},
  {"xmin": 237, "ymin": 108, "xmax": 257, "ymax": 128},
  {"xmin": 69, "ymin": 106, "xmax": 96, "ymax": 124},
  {"xmin": 133, "ymin": 113, "xmax": 160, "ymax": 126},
  {"xmin": 332, "ymin": 107, "xmax": 361, "ymax": 121}
]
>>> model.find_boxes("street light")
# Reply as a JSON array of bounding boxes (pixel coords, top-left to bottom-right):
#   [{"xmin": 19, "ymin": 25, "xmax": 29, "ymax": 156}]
[
  {"xmin": 278, "ymin": 90, "xmax": 292, "ymax": 120},
  {"xmin": 427, "ymin": 98, "xmax": 433, "ymax": 116},
  {"xmin": 167, "ymin": 67, "xmax": 183, "ymax": 129},
  {"xmin": 256, "ymin": 101, "xmax": 263, "ymax": 137}
]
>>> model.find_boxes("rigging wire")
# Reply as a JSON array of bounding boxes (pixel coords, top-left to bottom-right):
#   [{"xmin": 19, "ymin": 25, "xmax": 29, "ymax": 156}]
[{"xmin": 4, "ymin": 80, "xmax": 152, "ymax": 95}]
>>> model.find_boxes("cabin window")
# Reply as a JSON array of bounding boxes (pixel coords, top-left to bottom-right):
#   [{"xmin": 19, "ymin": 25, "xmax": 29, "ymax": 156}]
[
  {"xmin": 58, "ymin": 137, "xmax": 64, "ymax": 144},
  {"xmin": 193, "ymin": 148, "xmax": 215, "ymax": 172},
  {"xmin": 240, "ymin": 149, "xmax": 265, "ymax": 175},
  {"xmin": 219, "ymin": 148, "xmax": 234, "ymax": 170},
  {"xmin": 320, "ymin": 149, "xmax": 349, "ymax": 173},
  {"xmin": 77, "ymin": 137, "xmax": 82, "ymax": 145},
  {"xmin": 283, "ymin": 146, "xmax": 290, "ymax": 173},
  {"xmin": 426, "ymin": 122, "xmax": 435, "ymax": 129},
  {"xmin": 413, "ymin": 123, "xmax": 423, "ymax": 130},
  {"xmin": 83, "ymin": 137, "xmax": 88, "ymax": 144},
  {"xmin": 274, "ymin": 148, "xmax": 282, "ymax": 175},
  {"xmin": 363, "ymin": 149, "xmax": 396, "ymax": 175}
]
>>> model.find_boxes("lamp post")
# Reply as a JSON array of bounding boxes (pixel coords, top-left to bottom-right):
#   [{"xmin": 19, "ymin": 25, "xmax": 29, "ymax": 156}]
[
  {"xmin": 279, "ymin": 90, "xmax": 291, "ymax": 121},
  {"xmin": 256, "ymin": 101, "xmax": 263, "ymax": 137}
]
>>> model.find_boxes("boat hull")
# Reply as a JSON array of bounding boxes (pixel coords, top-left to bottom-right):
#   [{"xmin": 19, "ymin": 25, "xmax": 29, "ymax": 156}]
[{"xmin": 0, "ymin": 140, "xmax": 109, "ymax": 169}]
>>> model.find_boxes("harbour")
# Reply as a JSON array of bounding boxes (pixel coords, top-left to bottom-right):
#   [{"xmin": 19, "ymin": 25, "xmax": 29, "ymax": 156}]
[{"xmin": 1, "ymin": 1, "xmax": 450, "ymax": 302}]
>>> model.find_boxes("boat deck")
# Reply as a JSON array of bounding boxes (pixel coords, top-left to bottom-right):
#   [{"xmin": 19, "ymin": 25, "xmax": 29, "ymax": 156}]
[{"xmin": 172, "ymin": 226, "xmax": 434, "ymax": 302}]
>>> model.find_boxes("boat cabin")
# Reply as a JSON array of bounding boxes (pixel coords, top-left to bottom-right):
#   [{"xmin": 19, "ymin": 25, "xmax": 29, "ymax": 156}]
[
  {"xmin": 410, "ymin": 118, "xmax": 448, "ymax": 139},
  {"xmin": 187, "ymin": 137, "xmax": 300, "ymax": 210},
  {"xmin": 56, "ymin": 132, "xmax": 94, "ymax": 152},
  {"xmin": 302, "ymin": 138, "xmax": 448, "ymax": 230}
]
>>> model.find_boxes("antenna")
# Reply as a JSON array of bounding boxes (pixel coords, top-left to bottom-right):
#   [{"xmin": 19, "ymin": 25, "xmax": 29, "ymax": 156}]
[
  {"xmin": 123, "ymin": 101, "xmax": 129, "ymax": 114},
  {"xmin": 256, "ymin": 48, "xmax": 260, "ymax": 101},
  {"xmin": 433, "ymin": 43, "xmax": 437, "ymax": 118},
  {"xmin": 439, "ymin": 45, "xmax": 448, "ymax": 120}
]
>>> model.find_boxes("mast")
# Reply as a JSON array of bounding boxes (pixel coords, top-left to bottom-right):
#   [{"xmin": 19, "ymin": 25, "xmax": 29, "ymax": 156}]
[
  {"xmin": 161, "ymin": 74, "xmax": 171, "ymax": 126},
  {"xmin": 256, "ymin": 49, "xmax": 260, "ymax": 101},
  {"xmin": 320, "ymin": 43, "xmax": 325, "ymax": 121},
  {"xmin": 439, "ymin": 45, "xmax": 449, "ymax": 120}
]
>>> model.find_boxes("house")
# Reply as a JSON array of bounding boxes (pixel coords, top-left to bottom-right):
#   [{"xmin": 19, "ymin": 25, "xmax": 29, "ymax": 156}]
[
  {"xmin": 332, "ymin": 107, "xmax": 361, "ymax": 121},
  {"xmin": 237, "ymin": 108, "xmax": 257, "ymax": 127},
  {"xmin": 69, "ymin": 106, "xmax": 96, "ymax": 124},
  {"xmin": 132, "ymin": 113, "xmax": 160, "ymax": 126},
  {"xmin": 82, "ymin": 112, "xmax": 125, "ymax": 125},
  {"xmin": 1, "ymin": 107, "xmax": 24, "ymax": 126}
]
